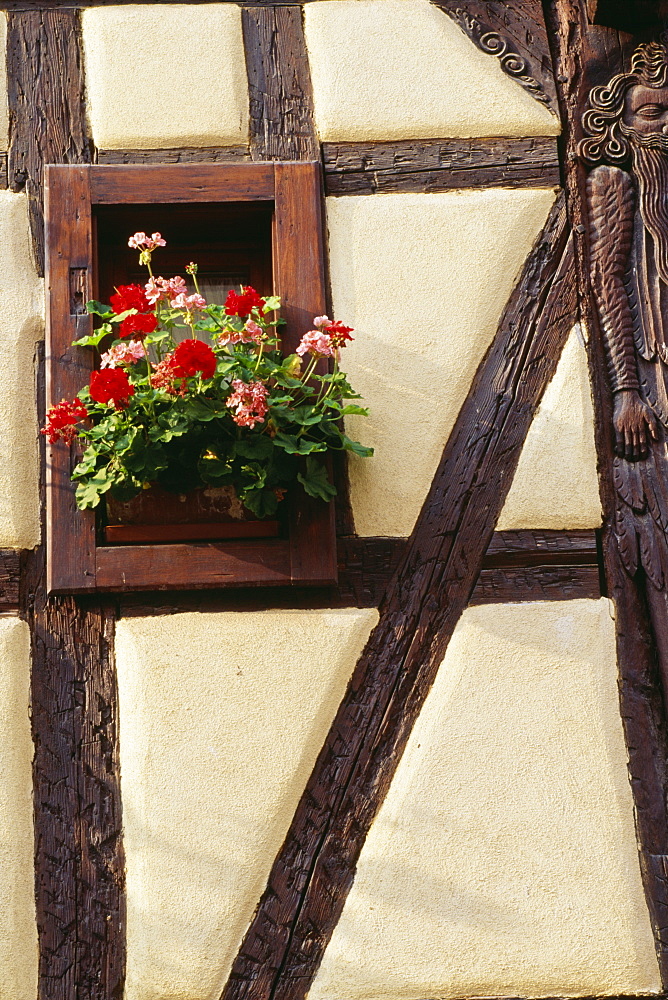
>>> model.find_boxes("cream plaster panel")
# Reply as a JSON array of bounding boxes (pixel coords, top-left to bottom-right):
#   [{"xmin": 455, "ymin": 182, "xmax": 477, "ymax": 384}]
[
  {"xmin": 82, "ymin": 5, "xmax": 249, "ymax": 149},
  {"xmin": 0, "ymin": 192, "xmax": 43, "ymax": 548},
  {"xmin": 327, "ymin": 188, "xmax": 557, "ymax": 537},
  {"xmin": 310, "ymin": 600, "xmax": 659, "ymax": 1000},
  {"xmin": 0, "ymin": 16, "xmax": 9, "ymax": 151},
  {"xmin": 0, "ymin": 618, "xmax": 38, "ymax": 1000},
  {"xmin": 116, "ymin": 608, "xmax": 378, "ymax": 1000},
  {"xmin": 304, "ymin": 0, "xmax": 559, "ymax": 142},
  {"xmin": 498, "ymin": 327, "xmax": 602, "ymax": 529}
]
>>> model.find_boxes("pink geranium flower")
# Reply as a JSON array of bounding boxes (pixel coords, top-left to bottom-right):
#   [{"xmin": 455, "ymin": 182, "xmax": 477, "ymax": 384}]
[
  {"xmin": 128, "ymin": 232, "xmax": 167, "ymax": 251},
  {"xmin": 171, "ymin": 292, "xmax": 207, "ymax": 312},
  {"xmin": 296, "ymin": 330, "xmax": 335, "ymax": 359},
  {"xmin": 100, "ymin": 340, "xmax": 146, "ymax": 369},
  {"xmin": 145, "ymin": 275, "xmax": 187, "ymax": 305},
  {"xmin": 226, "ymin": 379, "xmax": 269, "ymax": 429}
]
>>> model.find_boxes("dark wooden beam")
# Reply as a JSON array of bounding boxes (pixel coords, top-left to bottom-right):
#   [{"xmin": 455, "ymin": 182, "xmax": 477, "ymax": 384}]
[
  {"xmin": 545, "ymin": 0, "xmax": 668, "ymax": 985},
  {"xmin": 242, "ymin": 6, "xmax": 318, "ymax": 162},
  {"xmin": 219, "ymin": 193, "xmax": 577, "ymax": 1000},
  {"xmin": 587, "ymin": 0, "xmax": 668, "ymax": 33},
  {"xmin": 7, "ymin": 9, "xmax": 91, "ymax": 275},
  {"xmin": 323, "ymin": 136, "xmax": 561, "ymax": 195},
  {"xmin": 0, "ymin": 549, "xmax": 21, "ymax": 611},
  {"xmin": 9, "ymin": 10, "xmax": 126, "ymax": 998},
  {"xmin": 431, "ymin": 0, "xmax": 559, "ymax": 115},
  {"xmin": 472, "ymin": 564, "xmax": 601, "ymax": 602},
  {"xmin": 96, "ymin": 146, "xmax": 250, "ymax": 164}
]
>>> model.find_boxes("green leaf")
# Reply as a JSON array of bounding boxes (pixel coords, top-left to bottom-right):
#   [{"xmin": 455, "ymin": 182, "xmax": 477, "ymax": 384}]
[
  {"xmin": 234, "ymin": 435, "xmax": 275, "ymax": 460},
  {"xmin": 273, "ymin": 433, "xmax": 326, "ymax": 456},
  {"xmin": 262, "ymin": 295, "xmax": 281, "ymax": 314},
  {"xmin": 339, "ymin": 404, "xmax": 369, "ymax": 416},
  {"xmin": 297, "ymin": 457, "xmax": 337, "ymax": 502},
  {"xmin": 72, "ymin": 323, "xmax": 112, "ymax": 348},
  {"xmin": 86, "ymin": 300, "xmax": 113, "ymax": 318},
  {"xmin": 242, "ymin": 487, "xmax": 278, "ymax": 518},
  {"xmin": 109, "ymin": 308, "xmax": 137, "ymax": 324},
  {"xmin": 341, "ymin": 434, "xmax": 374, "ymax": 458}
]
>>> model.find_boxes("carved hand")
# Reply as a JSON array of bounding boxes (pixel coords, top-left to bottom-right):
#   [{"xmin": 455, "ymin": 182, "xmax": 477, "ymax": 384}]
[{"xmin": 613, "ymin": 389, "xmax": 659, "ymax": 461}]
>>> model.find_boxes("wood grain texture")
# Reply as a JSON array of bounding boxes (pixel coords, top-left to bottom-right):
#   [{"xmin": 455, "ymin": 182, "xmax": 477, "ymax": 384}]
[
  {"xmin": 7, "ymin": 9, "xmax": 91, "ymax": 275},
  {"xmin": 220, "ymin": 195, "xmax": 577, "ymax": 1000},
  {"xmin": 242, "ymin": 7, "xmax": 318, "ymax": 162},
  {"xmin": 24, "ymin": 342, "xmax": 125, "ymax": 1000},
  {"xmin": 89, "ymin": 162, "xmax": 275, "ymax": 203},
  {"xmin": 0, "ymin": 549, "xmax": 21, "ymax": 611},
  {"xmin": 96, "ymin": 146, "xmax": 251, "ymax": 164},
  {"xmin": 16, "ymin": 16, "xmax": 126, "ymax": 997},
  {"xmin": 323, "ymin": 137, "xmax": 561, "ymax": 195},
  {"xmin": 431, "ymin": 0, "xmax": 559, "ymax": 114},
  {"xmin": 545, "ymin": 0, "xmax": 668, "ymax": 984},
  {"xmin": 471, "ymin": 564, "xmax": 601, "ymax": 602}
]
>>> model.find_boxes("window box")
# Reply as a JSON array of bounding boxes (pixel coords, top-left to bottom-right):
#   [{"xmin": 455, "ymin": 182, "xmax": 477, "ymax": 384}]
[{"xmin": 45, "ymin": 162, "xmax": 337, "ymax": 593}]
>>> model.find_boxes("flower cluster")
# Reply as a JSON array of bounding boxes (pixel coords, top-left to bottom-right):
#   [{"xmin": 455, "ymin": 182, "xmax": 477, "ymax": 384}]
[
  {"xmin": 128, "ymin": 232, "xmax": 166, "ymax": 251},
  {"xmin": 41, "ymin": 398, "xmax": 88, "ymax": 444},
  {"xmin": 43, "ymin": 230, "xmax": 372, "ymax": 515},
  {"xmin": 226, "ymin": 379, "xmax": 269, "ymax": 429},
  {"xmin": 100, "ymin": 339, "xmax": 146, "ymax": 369}
]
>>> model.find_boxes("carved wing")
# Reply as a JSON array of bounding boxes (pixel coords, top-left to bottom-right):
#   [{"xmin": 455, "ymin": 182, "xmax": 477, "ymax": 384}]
[{"xmin": 587, "ymin": 165, "xmax": 640, "ymax": 393}]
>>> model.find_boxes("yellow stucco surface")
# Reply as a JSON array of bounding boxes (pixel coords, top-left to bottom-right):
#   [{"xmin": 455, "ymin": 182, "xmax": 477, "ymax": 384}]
[
  {"xmin": 0, "ymin": 192, "xmax": 43, "ymax": 549},
  {"xmin": 309, "ymin": 600, "xmax": 660, "ymax": 1000},
  {"xmin": 327, "ymin": 187, "xmax": 557, "ymax": 537},
  {"xmin": 82, "ymin": 5, "xmax": 249, "ymax": 149},
  {"xmin": 304, "ymin": 0, "xmax": 559, "ymax": 142},
  {"xmin": 115, "ymin": 608, "xmax": 377, "ymax": 1000},
  {"xmin": 498, "ymin": 326, "xmax": 602, "ymax": 529},
  {"xmin": 0, "ymin": 617, "xmax": 37, "ymax": 1000}
]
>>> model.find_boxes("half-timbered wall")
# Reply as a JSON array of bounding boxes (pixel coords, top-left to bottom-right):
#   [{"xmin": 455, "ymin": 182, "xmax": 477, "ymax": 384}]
[{"xmin": 0, "ymin": 3, "xmax": 662, "ymax": 1000}]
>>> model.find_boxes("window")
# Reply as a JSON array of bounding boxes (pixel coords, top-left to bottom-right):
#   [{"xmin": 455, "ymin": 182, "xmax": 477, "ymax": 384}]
[{"xmin": 45, "ymin": 162, "xmax": 337, "ymax": 593}]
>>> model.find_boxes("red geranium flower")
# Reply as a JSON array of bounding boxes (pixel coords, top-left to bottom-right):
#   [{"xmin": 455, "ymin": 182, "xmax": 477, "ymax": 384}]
[
  {"xmin": 119, "ymin": 311, "xmax": 158, "ymax": 339},
  {"xmin": 171, "ymin": 339, "xmax": 217, "ymax": 380},
  {"xmin": 224, "ymin": 285, "xmax": 266, "ymax": 317},
  {"xmin": 325, "ymin": 320, "xmax": 354, "ymax": 348},
  {"xmin": 41, "ymin": 398, "xmax": 88, "ymax": 444},
  {"xmin": 110, "ymin": 284, "xmax": 151, "ymax": 314},
  {"xmin": 89, "ymin": 368, "xmax": 135, "ymax": 408}
]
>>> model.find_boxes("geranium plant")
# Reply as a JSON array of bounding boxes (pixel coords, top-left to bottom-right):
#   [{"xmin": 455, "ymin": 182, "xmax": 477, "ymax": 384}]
[{"xmin": 43, "ymin": 231, "xmax": 372, "ymax": 519}]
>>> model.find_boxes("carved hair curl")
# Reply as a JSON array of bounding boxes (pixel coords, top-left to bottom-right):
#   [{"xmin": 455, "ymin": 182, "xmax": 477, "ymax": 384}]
[{"xmin": 580, "ymin": 37, "xmax": 668, "ymax": 165}]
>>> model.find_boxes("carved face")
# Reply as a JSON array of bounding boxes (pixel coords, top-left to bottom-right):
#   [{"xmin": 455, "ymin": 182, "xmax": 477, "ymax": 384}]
[{"xmin": 623, "ymin": 84, "xmax": 668, "ymax": 138}]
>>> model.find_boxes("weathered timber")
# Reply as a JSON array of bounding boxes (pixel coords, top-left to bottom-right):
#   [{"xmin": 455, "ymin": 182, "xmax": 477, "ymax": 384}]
[
  {"xmin": 96, "ymin": 146, "xmax": 251, "ymax": 164},
  {"xmin": 13, "ymin": 14, "xmax": 126, "ymax": 998},
  {"xmin": 484, "ymin": 528, "xmax": 599, "ymax": 567},
  {"xmin": 242, "ymin": 7, "xmax": 318, "ymax": 162},
  {"xmin": 323, "ymin": 136, "xmax": 561, "ymax": 195},
  {"xmin": 1, "ymin": 0, "xmax": 314, "ymax": 6},
  {"xmin": 0, "ymin": 153, "xmax": 8, "ymax": 188},
  {"xmin": 7, "ymin": 9, "xmax": 91, "ymax": 275},
  {"xmin": 0, "ymin": 549, "xmax": 21, "ymax": 611},
  {"xmin": 545, "ymin": 0, "xmax": 668, "ymax": 984},
  {"xmin": 432, "ymin": 0, "xmax": 560, "ymax": 114},
  {"xmin": 472, "ymin": 565, "xmax": 601, "ymax": 603},
  {"xmin": 220, "ymin": 195, "xmax": 577, "ymax": 1000},
  {"xmin": 588, "ymin": 0, "xmax": 668, "ymax": 33}
]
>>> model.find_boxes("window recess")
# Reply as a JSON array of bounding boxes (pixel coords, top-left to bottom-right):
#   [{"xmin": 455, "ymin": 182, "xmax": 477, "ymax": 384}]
[{"xmin": 45, "ymin": 162, "xmax": 336, "ymax": 594}]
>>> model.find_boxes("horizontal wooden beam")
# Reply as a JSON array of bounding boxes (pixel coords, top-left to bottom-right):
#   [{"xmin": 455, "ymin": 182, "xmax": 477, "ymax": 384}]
[
  {"xmin": 96, "ymin": 147, "xmax": 250, "ymax": 165},
  {"xmin": 117, "ymin": 530, "xmax": 602, "ymax": 615},
  {"xmin": 323, "ymin": 137, "xmax": 561, "ymax": 195}
]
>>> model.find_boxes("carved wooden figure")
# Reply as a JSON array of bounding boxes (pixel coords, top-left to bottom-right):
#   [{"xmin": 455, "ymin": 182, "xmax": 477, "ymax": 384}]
[{"xmin": 582, "ymin": 37, "xmax": 668, "ymax": 697}]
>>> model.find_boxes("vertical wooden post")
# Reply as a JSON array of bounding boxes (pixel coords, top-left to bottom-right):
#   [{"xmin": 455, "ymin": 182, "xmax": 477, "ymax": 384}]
[{"xmin": 8, "ymin": 11, "xmax": 126, "ymax": 999}]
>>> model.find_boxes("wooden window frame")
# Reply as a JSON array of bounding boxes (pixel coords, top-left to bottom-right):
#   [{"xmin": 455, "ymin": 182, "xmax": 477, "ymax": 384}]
[{"xmin": 45, "ymin": 161, "xmax": 337, "ymax": 594}]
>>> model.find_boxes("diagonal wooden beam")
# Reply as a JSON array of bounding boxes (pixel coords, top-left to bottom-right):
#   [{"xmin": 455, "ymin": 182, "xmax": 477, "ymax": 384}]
[{"xmin": 220, "ymin": 194, "xmax": 577, "ymax": 1000}]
